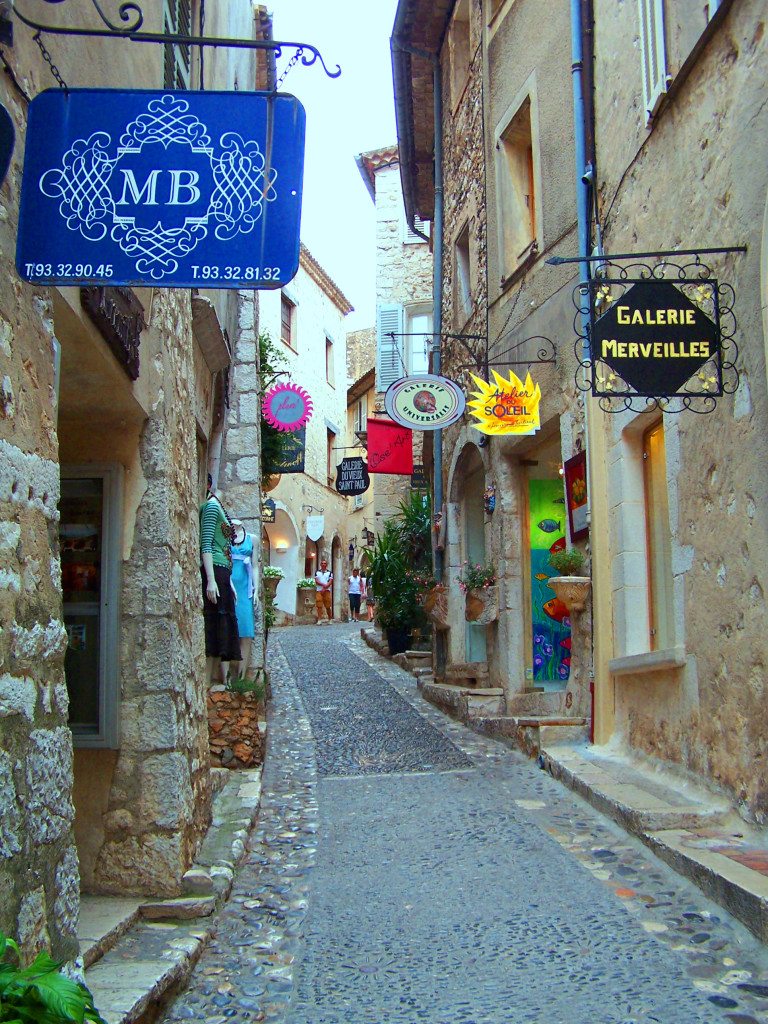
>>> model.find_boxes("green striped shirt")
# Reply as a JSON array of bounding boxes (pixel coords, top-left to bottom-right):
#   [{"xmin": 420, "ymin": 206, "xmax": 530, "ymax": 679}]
[{"xmin": 199, "ymin": 497, "xmax": 232, "ymax": 569}]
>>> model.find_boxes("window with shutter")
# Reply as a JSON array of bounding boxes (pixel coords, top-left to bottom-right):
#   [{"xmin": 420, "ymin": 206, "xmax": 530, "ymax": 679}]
[
  {"xmin": 164, "ymin": 0, "xmax": 192, "ymax": 90},
  {"xmin": 637, "ymin": 0, "xmax": 668, "ymax": 122},
  {"xmin": 376, "ymin": 304, "xmax": 405, "ymax": 390},
  {"xmin": 403, "ymin": 215, "xmax": 431, "ymax": 244}
]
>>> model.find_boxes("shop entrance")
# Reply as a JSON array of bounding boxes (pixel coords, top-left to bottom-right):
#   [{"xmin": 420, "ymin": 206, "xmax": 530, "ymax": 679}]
[{"xmin": 525, "ymin": 438, "xmax": 571, "ymax": 691}]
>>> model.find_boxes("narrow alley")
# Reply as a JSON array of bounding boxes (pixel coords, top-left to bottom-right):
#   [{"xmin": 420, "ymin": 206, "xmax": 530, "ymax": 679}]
[{"xmin": 159, "ymin": 625, "xmax": 768, "ymax": 1024}]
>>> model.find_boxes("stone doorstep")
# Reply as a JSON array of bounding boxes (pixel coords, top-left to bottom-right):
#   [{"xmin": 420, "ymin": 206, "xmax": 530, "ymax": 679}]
[
  {"xmin": 537, "ymin": 746, "xmax": 768, "ymax": 943},
  {"xmin": 82, "ymin": 765, "xmax": 264, "ymax": 1023}
]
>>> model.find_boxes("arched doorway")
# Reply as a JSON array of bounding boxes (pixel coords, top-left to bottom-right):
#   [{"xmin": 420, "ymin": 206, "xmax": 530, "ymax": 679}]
[
  {"xmin": 456, "ymin": 444, "xmax": 487, "ymax": 662},
  {"xmin": 266, "ymin": 509, "xmax": 299, "ymax": 615}
]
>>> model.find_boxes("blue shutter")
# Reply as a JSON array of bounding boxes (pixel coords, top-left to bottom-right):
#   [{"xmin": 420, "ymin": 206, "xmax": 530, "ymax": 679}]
[{"xmin": 376, "ymin": 303, "xmax": 404, "ymax": 391}]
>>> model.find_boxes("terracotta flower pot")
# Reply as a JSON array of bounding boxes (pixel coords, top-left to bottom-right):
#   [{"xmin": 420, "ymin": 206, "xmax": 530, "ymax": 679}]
[
  {"xmin": 424, "ymin": 587, "xmax": 449, "ymax": 630},
  {"xmin": 548, "ymin": 576, "xmax": 591, "ymax": 613},
  {"xmin": 465, "ymin": 585, "xmax": 499, "ymax": 624},
  {"xmin": 264, "ymin": 575, "xmax": 281, "ymax": 599}
]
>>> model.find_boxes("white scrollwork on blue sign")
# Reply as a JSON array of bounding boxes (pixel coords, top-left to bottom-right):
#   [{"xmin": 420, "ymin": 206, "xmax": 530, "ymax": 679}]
[{"xmin": 38, "ymin": 95, "xmax": 277, "ymax": 281}]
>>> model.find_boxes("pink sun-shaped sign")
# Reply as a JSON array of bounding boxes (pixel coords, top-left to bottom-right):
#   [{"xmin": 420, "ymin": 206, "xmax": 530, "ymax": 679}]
[{"xmin": 262, "ymin": 382, "xmax": 314, "ymax": 432}]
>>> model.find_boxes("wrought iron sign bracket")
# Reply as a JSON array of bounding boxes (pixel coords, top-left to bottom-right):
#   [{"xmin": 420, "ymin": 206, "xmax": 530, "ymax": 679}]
[
  {"xmin": 565, "ymin": 246, "xmax": 746, "ymax": 414},
  {"xmin": 11, "ymin": 0, "xmax": 341, "ymax": 80}
]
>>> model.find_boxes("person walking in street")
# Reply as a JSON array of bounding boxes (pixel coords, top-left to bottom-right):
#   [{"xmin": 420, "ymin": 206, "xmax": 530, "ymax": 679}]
[
  {"xmin": 363, "ymin": 574, "xmax": 375, "ymax": 621},
  {"xmin": 348, "ymin": 566, "xmax": 363, "ymax": 622},
  {"xmin": 315, "ymin": 558, "xmax": 333, "ymax": 622}
]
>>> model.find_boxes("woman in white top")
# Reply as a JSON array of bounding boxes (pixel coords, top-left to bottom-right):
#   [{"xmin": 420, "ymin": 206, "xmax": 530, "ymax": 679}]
[{"xmin": 347, "ymin": 567, "xmax": 364, "ymax": 622}]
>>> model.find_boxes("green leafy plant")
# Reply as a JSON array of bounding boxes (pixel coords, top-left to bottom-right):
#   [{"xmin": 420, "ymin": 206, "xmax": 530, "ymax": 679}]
[
  {"xmin": 226, "ymin": 672, "xmax": 267, "ymax": 699},
  {"xmin": 258, "ymin": 331, "xmax": 290, "ymax": 488},
  {"xmin": 263, "ymin": 565, "xmax": 284, "ymax": 579},
  {"xmin": 549, "ymin": 547, "xmax": 587, "ymax": 576},
  {"xmin": 296, "ymin": 577, "xmax": 316, "ymax": 589},
  {"xmin": 263, "ymin": 592, "xmax": 277, "ymax": 637},
  {"xmin": 0, "ymin": 932, "xmax": 107, "ymax": 1024},
  {"xmin": 456, "ymin": 562, "xmax": 497, "ymax": 593},
  {"xmin": 368, "ymin": 495, "xmax": 432, "ymax": 636}
]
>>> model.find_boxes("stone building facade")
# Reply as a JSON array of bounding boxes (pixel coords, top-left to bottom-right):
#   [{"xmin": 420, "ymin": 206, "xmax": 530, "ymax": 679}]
[
  {"xmin": 589, "ymin": 0, "xmax": 768, "ymax": 820},
  {"xmin": 247, "ymin": 245, "xmax": 352, "ymax": 621},
  {"xmin": 0, "ymin": 3, "xmax": 263, "ymax": 959},
  {"xmin": 393, "ymin": 0, "xmax": 768, "ymax": 822},
  {"xmin": 393, "ymin": 0, "xmax": 588, "ymax": 713},
  {"xmin": 355, "ymin": 147, "xmax": 433, "ymax": 525}
]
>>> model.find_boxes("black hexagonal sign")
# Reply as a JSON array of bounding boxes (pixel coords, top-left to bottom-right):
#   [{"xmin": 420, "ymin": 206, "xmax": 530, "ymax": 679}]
[{"xmin": 591, "ymin": 279, "xmax": 720, "ymax": 396}]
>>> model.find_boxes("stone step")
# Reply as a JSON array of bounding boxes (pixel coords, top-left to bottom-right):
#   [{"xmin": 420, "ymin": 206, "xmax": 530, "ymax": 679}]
[
  {"xmin": 445, "ymin": 662, "xmax": 489, "ymax": 682},
  {"xmin": 540, "ymin": 745, "xmax": 731, "ymax": 834},
  {"xmin": 469, "ymin": 714, "xmax": 589, "ymax": 758},
  {"xmin": 78, "ymin": 896, "xmax": 143, "ymax": 970},
  {"xmin": 506, "ymin": 690, "xmax": 564, "ymax": 715}
]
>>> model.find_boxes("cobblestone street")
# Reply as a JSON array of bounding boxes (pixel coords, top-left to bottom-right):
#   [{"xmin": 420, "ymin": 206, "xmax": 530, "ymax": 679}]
[{"xmin": 161, "ymin": 625, "xmax": 768, "ymax": 1024}]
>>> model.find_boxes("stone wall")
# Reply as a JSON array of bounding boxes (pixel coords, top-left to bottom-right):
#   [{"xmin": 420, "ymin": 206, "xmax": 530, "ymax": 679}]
[
  {"xmin": 0, "ymin": 66, "xmax": 78, "ymax": 959},
  {"xmin": 347, "ymin": 328, "xmax": 376, "ymax": 387},
  {"xmin": 208, "ymin": 686, "xmax": 264, "ymax": 769}
]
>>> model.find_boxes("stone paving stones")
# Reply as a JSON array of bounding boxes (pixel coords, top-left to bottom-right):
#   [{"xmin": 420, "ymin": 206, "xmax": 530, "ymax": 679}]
[{"xmin": 158, "ymin": 625, "xmax": 768, "ymax": 1024}]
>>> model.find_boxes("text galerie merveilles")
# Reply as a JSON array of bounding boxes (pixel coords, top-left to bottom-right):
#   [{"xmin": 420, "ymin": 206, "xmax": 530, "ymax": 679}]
[{"xmin": 600, "ymin": 304, "xmax": 712, "ymax": 360}]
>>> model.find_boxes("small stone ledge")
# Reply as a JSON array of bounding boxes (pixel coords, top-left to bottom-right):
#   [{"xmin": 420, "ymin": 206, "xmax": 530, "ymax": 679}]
[
  {"xmin": 139, "ymin": 897, "xmax": 216, "ymax": 921},
  {"xmin": 609, "ymin": 646, "xmax": 686, "ymax": 676}
]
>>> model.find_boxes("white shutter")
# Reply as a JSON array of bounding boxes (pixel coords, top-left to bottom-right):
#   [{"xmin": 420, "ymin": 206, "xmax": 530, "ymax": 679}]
[
  {"xmin": 637, "ymin": 0, "xmax": 668, "ymax": 122},
  {"xmin": 404, "ymin": 217, "xmax": 431, "ymax": 243},
  {"xmin": 376, "ymin": 303, "xmax": 405, "ymax": 390}
]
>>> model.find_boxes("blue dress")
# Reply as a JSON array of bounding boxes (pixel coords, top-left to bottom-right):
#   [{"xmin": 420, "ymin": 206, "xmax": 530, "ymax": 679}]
[{"xmin": 230, "ymin": 533, "xmax": 255, "ymax": 639}]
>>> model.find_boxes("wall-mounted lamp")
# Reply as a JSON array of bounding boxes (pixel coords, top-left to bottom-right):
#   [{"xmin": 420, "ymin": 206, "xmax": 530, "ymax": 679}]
[{"xmin": 275, "ymin": 543, "xmax": 288, "ymax": 554}]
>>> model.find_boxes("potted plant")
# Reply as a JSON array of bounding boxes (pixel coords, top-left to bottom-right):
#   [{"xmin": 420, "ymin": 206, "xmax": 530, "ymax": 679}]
[
  {"xmin": 0, "ymin": 932, "xmax": 107, "ymax": 1024},
  {"xmin": 458, "ymin": 562, "xmax": 499, "ymax": 624},
  {"xmin": 411, "ymin": 571, "xmax": 449, "ymax": 630},
  {"xmin": 263, "ymin": 564, "xmax": 284, "ymax": 599},
  {"xmin": 368, "ymin": 512, "xmax": 427, "ymax": 655},
  {"xmin": 548, "ymin": 547, "xmax": 591, "ymax": 613},
  {"xmin": 295, "ymin": 576, "xmax": 317, "ymax": 623}
]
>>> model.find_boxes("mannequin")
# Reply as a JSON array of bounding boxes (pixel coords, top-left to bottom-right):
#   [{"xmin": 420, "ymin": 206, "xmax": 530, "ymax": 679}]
[
  {"xmin": 230, "ymin": 519, "xmax": 259, "ymax": 678},
  {"xmin": 200, "ymin": 485, "xmax": 241, "ymax": 683}
]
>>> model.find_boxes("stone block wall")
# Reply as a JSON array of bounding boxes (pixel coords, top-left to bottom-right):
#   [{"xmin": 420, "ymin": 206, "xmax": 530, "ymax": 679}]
[
  {"xmin": 219, "ymin": 292, "xmax": 266, "ymax": 672},
  {"xmin": 93, "ymin": 292, "xmax": 212, "ymax": 897}
]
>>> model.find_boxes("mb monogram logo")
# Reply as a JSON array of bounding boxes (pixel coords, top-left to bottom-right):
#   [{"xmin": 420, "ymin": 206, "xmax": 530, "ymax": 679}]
[{"xmin": 18, "ymin": 90, "xmax": 305, "ymax": 288}]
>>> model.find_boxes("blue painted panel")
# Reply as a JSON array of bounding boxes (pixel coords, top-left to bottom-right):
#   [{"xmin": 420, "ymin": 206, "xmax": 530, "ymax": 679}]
[{"xmin": 17, "ymin": 89, "xmax": 305, "ymax": 289}]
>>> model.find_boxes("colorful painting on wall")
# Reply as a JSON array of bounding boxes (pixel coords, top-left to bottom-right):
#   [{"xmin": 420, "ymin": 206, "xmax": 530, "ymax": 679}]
[{"xmin": 528, "ymin": 478, "xmax": 571, "ymax": 688}]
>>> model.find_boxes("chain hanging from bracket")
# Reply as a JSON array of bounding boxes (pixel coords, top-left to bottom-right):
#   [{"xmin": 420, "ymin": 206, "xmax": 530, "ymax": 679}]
[
  {"xmin": 276, "ymin": 46, "xmax": 303, "ymax": 89},
  {"xmin": 33, "ymin": 30, "xmax": 67, "ymax": 89}
]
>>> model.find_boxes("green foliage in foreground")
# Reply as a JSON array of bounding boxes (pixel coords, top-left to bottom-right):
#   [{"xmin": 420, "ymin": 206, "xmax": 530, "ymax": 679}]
[{"xmin": 0, "ymin": 933, "xmax": 106, "ymax": 1024}]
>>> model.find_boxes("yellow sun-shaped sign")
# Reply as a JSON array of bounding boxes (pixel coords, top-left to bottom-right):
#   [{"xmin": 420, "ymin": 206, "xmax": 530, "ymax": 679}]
[{"xmin": 467, "ymin": 369, "xmax": 542, "ymax": 435}]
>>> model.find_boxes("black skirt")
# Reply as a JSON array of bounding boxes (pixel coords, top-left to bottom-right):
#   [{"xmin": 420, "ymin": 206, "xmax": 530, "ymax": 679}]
[{"xmin": 201, "ymin": 564, "xmax": 241, "ymax": 661}]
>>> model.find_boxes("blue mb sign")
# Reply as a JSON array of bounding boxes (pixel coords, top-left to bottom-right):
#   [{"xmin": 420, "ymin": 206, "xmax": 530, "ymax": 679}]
[{"xmin": 17, "ymin": 89, "xmax": 305, "ymax": 289}]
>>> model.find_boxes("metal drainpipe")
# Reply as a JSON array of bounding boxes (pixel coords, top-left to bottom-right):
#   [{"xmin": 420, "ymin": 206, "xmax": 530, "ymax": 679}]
[
  {"xmin": 430, "ymin": 54, "xmax": 447, "ymax": 679},
  {"xmin": 570, "ymin": 0, "xmax": 595, "ymax": 740}
]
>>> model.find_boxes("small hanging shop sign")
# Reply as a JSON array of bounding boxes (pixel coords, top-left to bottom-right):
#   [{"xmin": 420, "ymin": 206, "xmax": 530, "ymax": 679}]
[
  {"xmin": 563, "ymin": 452, "xmax": 588, "ymax": 541},
  {"xmin": 467, "ymin": 369, "xmax": 542, "ymax": 435},
  {"xmin": 335, "ymin": 457, "xmax": 370, "ymax": 496},
  {"xmin": 262, "ymin": 383, "xmax": 313, "ymax": 433},
  {"xmin": 17, "ymin": 89, "xmax": 305, "ymax": 289},
  {"xmin": 590, "ymin": 279, "xmax": 721, "ymax": 399},
  {"xmin": 268, "ymin": 428, "xmax": 306, "ymax": 474},
  {"xmin": 261, "ymin": 498, "xmax": 276, "ymax": 524},
  {"xmin": 384, "ymin": 374, "xmax": 466, "ymax": 430}
]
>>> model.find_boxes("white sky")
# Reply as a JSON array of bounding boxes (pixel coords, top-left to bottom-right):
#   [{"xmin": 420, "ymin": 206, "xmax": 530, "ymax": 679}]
[{"xmin": 269, "ymin": 0, "xmax": 399, "ymax": 332}]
